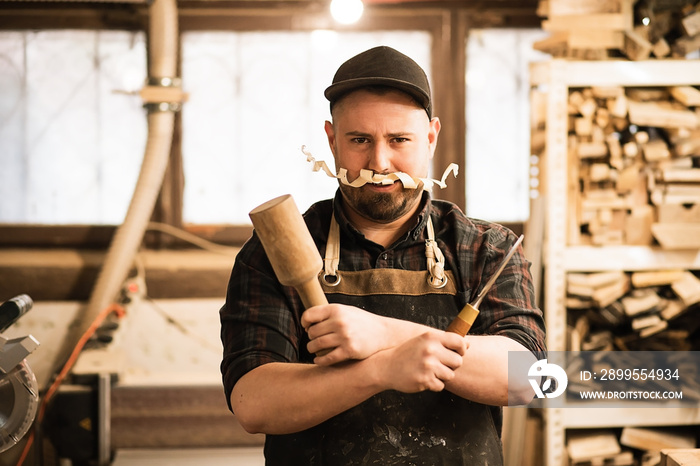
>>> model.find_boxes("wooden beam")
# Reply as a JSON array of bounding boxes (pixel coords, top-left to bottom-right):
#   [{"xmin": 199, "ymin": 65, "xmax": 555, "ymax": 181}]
[{"xmin": 0, "ymin": 249, "xmax": 237, "ymax": 300}]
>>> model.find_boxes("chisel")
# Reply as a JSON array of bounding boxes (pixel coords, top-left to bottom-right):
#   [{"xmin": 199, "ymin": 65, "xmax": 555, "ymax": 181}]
[{"xmin": 446, "ymin": 234, "xmax": 525, "ymax": 336}]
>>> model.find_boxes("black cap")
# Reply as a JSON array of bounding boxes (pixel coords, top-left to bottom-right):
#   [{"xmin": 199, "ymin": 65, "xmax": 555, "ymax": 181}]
[{"xmin": 325, "ymin": 46, "xmax": 432, "ymax": 118}]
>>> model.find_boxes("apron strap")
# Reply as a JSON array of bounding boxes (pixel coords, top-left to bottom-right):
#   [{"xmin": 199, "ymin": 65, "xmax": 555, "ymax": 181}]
[
  {"xmin": 323, "ymin": 214, "xmax": 341, "ymax": 285},
  {"xmin": 324, "ymin": 213, "xmax": 448, "ymax": 289},
  {"xmin": 426, "ymin": 218, "xmax": 448, "ymax": 288}
]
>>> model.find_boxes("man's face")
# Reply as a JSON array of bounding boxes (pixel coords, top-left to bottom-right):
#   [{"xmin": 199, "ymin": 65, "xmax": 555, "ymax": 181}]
[{"xmin": 324, "ymin": 89, "xmax": 441, "ymax": 224}]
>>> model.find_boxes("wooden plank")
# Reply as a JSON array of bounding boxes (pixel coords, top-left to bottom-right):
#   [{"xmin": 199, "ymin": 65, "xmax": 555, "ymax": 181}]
[
  {"xmin": 657, "ymin": 203, "xmax": 700, "ymax": 223},
  {"xmin": 111, "ymin": 385, "xmax": 265, "ymax": 448},
  {"xmin": 632, "ymin": 313, "xmax": 663, "ymax": 330},
  {"xmin": 607, "ymin": 134, "xmax": 624, "ymax": 168},
  {"xmin": 681, "ymin": 11, "xmax": 700, "ymax": 37},
  {"xmin": 670, "ymin": 86, "xmax": 700, "ymax": 106},
  {"xmin": 621, "ymin": 289, "xmax": 662, "ymax": 316},
  {"xmin": 548, "ymin": 0, "xmax": 622, "ymax": 16},
  {"xmin": 627, "ymin": 88, "xmax": 669, "ymax": 102},
  {"xmin": 671, "ymin": 271, "xmax": 700, "ymax": 307},
  {"xmin": 631, "ymin": 270, "xmax": 686, "ymax": 288},
  {"xmin": 673, "ymin": 137, "xmax": 700, "ymax": 157},
  {"xmin": 666, "ymin": 184, "xmax": 700, "ymax": 198},
  {"xmin": 595, "ymin": 276, "xmax": 630, "ymax": 307},
  {"xmin": 620, "ymin": 427, "xmax": 696, "ymax": 452},
  {"xmin": 628, "ymin": 100, "xmax": 699, "ymax": 129},
  {"xmin": 660, "ymin": 299, "xmax": 687, "ymax": 320},
  {"xmin": 623, "ymin": 29, "xmax": 653, "ymax": 60},
  {"xmin": 575, "ymin": 116, "xmax": 593, "ymax": 136},
  {"xmin": 625, "ymin": 206, "xmax": 654, "ymax": 245},
  {"xmin": 533, "ymin": 32, "xmax": 570, "ymax": 55},
  {"xmin": 574, "ymin": 451, "xmax": 634, "ymax": 466},
  {"xmin": 589, "ymin": 163, "xmax": 611, "ymax": 181},
  {"xmin": 616, "ymin": 165, "xmax": 640, "ymax": 193},
  {"xmin": 543, "ymin": 13, "xmax": 631, "ymax": 31},
  {"xmin": 0, "ymin": 248, "xmax": 236, "ymax": 300},
  {"xmin": 655, "ymin": 184, "xmax": 700, "ymax": 204},
  {"xmin": 538, "ymin": 60, "xmax": 700, "ymax": 88},
  {"xmin": 661, "ymin": 448, "xmax": 700, "ymax": 466},
  {"xmin": 652, "ymin": 38, "xmax": 672, "ymax": 58},
  {"xmin": 567, "ymin": 274, "xmax": 630, "ymax": 307},
  {"xmin": 638, "ymin": 319, "xmax": 668, "ymax": 338},
  {"xmin": 568, "ymin": 270, "xmax": 626, "ymax": 288},
  {"xmin": 652, "ymin": 223, "xmax": 700, "ymax": 249},
  {"xmin": 661, "ymin": 168, "xmax": 700, "ymax": 183},
  {"xmin": 592, "ymin": 86, "xmax": 624, "ymax": 99},
  {"xmin": 608, "ymin": 94, "xmax": 629, "ymax": 118},
  {"xmin": 567, "ymin": 429, "xmax": 621, "ymax": 462},
  {"xmin": 642, "ymin": 139, "xmax": 671, "ymax": 162},
  {"xmin": 582, "ymin": 191, "xmax": 628, "ymax": 210},
  {"xmin": 568, "ymin": 29, "xmax": 624, "ymax": 49}
]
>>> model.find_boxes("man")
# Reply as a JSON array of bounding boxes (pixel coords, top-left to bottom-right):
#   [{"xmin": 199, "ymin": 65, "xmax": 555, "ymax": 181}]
[{"xmin": 220, "ymin": 46, "xmax": 546, "ymax": 465}]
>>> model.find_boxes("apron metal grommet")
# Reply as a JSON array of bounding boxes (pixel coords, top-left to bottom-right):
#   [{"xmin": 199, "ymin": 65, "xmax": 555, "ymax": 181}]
[
  {"xmin": 323, "ymin": 274, "xmax": 342, "ymax": 286},
  {"xmin": 427, "ymin": 274, "xmax": 448, "ymax": 289}
]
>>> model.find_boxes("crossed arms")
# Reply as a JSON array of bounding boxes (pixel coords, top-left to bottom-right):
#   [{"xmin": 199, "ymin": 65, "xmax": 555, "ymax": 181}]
[{"xmin": 231, "ymin": 303, "xmax": 536, "ymax": 435}]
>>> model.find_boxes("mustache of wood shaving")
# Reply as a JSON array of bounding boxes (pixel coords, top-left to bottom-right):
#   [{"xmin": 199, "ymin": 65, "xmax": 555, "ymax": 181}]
[{"xmin": 301, "ymin": 145, "xmax": 459, "ymax": 191}]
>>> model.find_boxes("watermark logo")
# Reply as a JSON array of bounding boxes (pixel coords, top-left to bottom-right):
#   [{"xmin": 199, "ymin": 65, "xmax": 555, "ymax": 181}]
[{"xmin": 528, "ymin": 359, "xmax": 568, "ymax": 399}]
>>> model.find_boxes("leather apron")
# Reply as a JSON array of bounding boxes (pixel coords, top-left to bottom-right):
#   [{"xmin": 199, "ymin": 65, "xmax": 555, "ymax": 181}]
[{"xmin": 264, "ymin": 214, "xmax": 504, "ymax": 466}]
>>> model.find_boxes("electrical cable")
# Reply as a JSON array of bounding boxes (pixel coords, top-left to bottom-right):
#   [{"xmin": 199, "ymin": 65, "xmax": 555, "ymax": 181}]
[
  {"xmin": 145, "ymin": 221, "xmax": 240, "ymax": 256},
  {"xmin": 14, "ymin": 303, "xmax": 125, "ymax": 466}
]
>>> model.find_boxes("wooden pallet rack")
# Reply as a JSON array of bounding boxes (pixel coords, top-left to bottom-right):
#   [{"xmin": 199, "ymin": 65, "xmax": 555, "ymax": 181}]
[{"xmin": 530, "ymin": 59, "xmax": 700, "ymax": 466}]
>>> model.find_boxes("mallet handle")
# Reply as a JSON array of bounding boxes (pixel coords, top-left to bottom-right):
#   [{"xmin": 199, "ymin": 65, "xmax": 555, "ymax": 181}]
[{"xmin": 297, "ymin": 277, "xmax": 329, "ymax": 309}]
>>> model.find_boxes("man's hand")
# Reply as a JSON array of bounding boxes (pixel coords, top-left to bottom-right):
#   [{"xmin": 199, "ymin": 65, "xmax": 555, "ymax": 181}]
[
  {"xmin": 374, "ymin": 331, "xmax": 467, "ymax": 393},
  {"xmin": 302, "ymin": 304, "xmax": 390, "ymax": 364}
]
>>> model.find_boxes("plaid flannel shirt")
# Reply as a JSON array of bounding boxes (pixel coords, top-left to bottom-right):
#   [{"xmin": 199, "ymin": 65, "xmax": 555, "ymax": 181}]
[{"xmin": 220, "ymin": 190, "xmax": 546, "ymax": 410}]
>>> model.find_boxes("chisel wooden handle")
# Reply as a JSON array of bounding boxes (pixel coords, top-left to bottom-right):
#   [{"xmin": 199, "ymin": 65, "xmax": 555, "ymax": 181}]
[
  {"xmin": 446, "ymin": 303, "xmax": 480, "ymax": 337},
  {"xmin": 249, "ymin": 194, "xmax": 328, "ymax": 309}
]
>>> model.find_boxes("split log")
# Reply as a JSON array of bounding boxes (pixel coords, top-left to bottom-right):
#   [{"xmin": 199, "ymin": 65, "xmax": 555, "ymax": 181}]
[
  {"xmin": 567, "ymin": 430, "xmax": 621, "ymax": 463},
  {"xmin": 620, "ymin": 427, "xmax": 696, "ymax": 452},
  {"xmin": 628, "ymin": 100, "xmax": 699, "ymax": 129}
]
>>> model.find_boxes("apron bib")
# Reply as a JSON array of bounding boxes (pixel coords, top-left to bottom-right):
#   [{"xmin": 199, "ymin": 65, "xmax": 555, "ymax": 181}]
[{"xmin": 264, "ymin": 215, "xmax": 504, "ymax": 466}]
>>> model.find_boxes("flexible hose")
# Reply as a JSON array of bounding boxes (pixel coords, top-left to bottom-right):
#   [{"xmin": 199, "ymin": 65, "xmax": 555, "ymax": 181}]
[{"xmin": 74, "ymin": 0, "xmax": 179, "ymax": 355}]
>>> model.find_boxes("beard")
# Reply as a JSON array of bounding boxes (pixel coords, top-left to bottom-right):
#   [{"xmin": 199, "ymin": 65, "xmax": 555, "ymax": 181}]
[{"xmin": 339, "ymin": 181, "xmax": 423, "ymax": 223}]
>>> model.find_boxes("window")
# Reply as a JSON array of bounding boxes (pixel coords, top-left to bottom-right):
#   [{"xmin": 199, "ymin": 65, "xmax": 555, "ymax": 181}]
[
  {"xmin": 181, "ymin": 30, "xmax": 431, "ymax": 224},
  {"xmin": 0, "ymin": 29, "xmax": 431, "ymax": 227},
  {"xmin": 465, "ymin": 29, "xmax": 548, "ymax": 223},
  {"xmin": 0, "ymin": 30, "xmax": 147, "ymax": 224}
]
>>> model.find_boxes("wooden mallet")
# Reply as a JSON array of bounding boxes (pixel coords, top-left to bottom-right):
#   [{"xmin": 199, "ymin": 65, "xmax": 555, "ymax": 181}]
[{"xmin": 249, "ymin": 194, "xmax": 328, "ymax": 310}]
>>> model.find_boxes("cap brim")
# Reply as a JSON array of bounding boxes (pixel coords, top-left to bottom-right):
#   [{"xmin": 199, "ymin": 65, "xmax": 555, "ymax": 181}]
[{"xmin": 324, "ymin": 77, "xmax": 431, "ymax": 111}]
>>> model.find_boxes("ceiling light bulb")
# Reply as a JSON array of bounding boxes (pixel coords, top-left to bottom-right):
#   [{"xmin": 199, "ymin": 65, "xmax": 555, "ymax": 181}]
[{"xmin": 330, "ymin": 0, "xmax": 364, "ymax": 25}]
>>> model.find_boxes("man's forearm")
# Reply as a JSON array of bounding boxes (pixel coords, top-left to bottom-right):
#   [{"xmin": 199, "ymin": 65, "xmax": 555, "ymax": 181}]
[
  {"xmin": 231, "ymin": 329, "xmax": 467, "ymax": 435},
  {"xmin": 447, "ymin": 335, "xmax": 536, "ymax": 406},
  {"xmin": 231, "ymin": 359, "xmax": 384, "ymax": 435}
]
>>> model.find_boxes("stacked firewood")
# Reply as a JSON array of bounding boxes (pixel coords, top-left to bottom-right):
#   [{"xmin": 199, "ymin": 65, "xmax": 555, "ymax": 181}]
[
  {"xmin": 566, "ymin": 270, "xmax": 700, "ymax": 351},
  {"xmin": 564, "ymin": 85, "xmax": 700, "ymax": 248},
  {"xmin": 567, "ymin": 427, "xmax": 698, "ymax": 466},
  {"xmin": 535, "ymin": 0, "xmax": 700, "ymax": 60}
]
